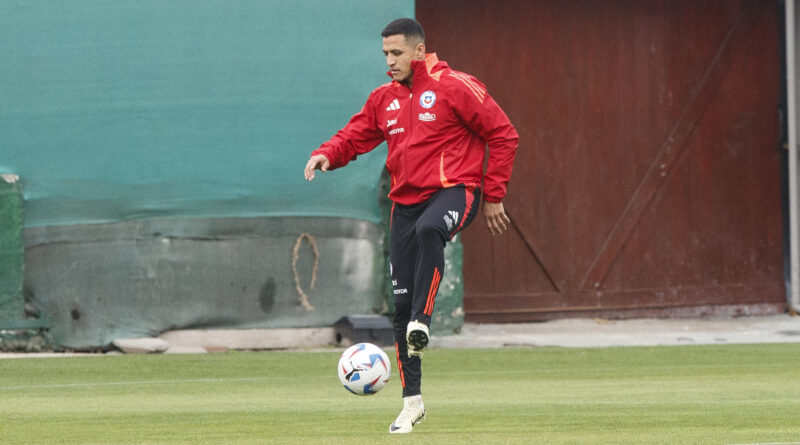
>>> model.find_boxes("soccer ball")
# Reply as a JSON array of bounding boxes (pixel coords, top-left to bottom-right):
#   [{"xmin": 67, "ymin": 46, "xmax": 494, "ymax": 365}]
[{"xmin": 337, "ymin": 343, "xmax": 391, "ymax": 395}]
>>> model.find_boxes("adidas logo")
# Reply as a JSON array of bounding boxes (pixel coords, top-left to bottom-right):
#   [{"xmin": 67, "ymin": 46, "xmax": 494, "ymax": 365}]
[
  {"xmin": 386, "ymin": 99, "xmax": 400, "ymax": 111},
  {"xmin": 443, "ymin": 210, "xmax": 459, "ymax": 231}
]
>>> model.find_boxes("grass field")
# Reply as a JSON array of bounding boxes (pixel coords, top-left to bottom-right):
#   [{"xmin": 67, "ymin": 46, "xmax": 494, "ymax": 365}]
[{"xmin": 1, "ymin": 343, "xmax": 799, "ymax": 444}]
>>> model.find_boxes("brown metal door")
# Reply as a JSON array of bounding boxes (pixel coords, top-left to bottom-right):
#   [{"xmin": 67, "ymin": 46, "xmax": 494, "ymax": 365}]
[{"xmin": 418, "ymin": 0, "xmax": 786, "ymax": 321}]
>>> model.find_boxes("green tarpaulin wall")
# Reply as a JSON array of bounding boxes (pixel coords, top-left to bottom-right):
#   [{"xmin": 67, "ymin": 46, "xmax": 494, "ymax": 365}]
[
  {"xmin": 1, "ymin": 0, "xmax": 401, "ymax": 226},
  {"xmin": 0, "ymin": 176, "xmax": 24, "ymax": 323},
  {"xmin": 0, "ymin": 1, "xmax": 464, "ymax": 348}
]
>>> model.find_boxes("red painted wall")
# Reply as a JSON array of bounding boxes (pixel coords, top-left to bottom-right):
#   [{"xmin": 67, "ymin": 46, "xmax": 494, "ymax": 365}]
[{"xmin": 418, "ymin": 0, "xmax": 786, "ymax": 320}]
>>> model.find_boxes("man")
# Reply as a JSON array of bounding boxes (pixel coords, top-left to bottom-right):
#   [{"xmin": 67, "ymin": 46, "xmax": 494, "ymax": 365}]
[{"xmin": 304, "ymin": 18, "xmax": 518, "ymax": 434}]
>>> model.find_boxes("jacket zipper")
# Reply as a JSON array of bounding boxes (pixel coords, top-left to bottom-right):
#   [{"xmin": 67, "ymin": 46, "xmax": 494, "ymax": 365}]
[
  {"xmin": 407, "ymin": 92, "xmax": 414, "ymax": 143},
  {"xmin": 403, "ymin": 91, "xmax": 414, "ymax": 176}
]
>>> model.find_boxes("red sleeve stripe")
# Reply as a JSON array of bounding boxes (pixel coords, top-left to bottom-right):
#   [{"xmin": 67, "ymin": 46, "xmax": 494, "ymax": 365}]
[{"xmin": 449, "ymin": 72, "xmax": 486, "ymax": 103}]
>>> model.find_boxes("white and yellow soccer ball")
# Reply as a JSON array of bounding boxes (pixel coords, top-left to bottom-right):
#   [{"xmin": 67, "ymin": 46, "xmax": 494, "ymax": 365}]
[{"xmin": 337, "ymin": 343, "xmax": 391, "ymax": 395}]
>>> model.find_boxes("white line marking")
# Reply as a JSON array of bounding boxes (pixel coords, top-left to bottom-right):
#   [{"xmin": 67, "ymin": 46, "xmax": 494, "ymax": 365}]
[
  {"xmin": 726, "ymin": 442, "xmax": 800, "ymax": 445},
  {"xmin": 0, "ymin": 377, "xmax": 279, "ymax": 391}
]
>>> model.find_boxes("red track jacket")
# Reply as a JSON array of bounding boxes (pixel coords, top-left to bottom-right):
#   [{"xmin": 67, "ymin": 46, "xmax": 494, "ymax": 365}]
[{"xmin": 312, "ymin": 53, "xmax": 519, "ymax": 205}]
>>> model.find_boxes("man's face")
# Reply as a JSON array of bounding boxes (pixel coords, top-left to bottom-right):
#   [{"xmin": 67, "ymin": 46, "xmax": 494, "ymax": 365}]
[{"xmin": 382, "ymin": 34, "xmax": 424, "ymax": 84}]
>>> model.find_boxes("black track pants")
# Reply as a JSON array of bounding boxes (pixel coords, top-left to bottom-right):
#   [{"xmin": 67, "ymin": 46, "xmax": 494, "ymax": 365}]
[{"xmin": 390, "ymin": 184, "xmax": 480, "ymax": 397}]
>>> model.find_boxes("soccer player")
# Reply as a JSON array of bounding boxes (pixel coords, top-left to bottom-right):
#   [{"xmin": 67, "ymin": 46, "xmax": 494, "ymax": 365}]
[{"xmin": 304, "ymin": 18, "xmax": 518, "ymax": 434}]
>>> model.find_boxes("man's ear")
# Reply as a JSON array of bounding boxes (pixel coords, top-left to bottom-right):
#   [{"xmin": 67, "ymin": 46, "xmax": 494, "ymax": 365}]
[{"xmin": 414, "ymin": 42, "xmax": 426, "ymax": 60}]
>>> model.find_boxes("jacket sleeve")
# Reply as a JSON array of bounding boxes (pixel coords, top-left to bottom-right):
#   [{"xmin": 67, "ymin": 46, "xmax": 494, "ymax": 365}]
[
  {"xmin": 311, "ymin": 91, "xmax": 385, "ymax": 170},
  {"xmin": 450, "ymin": 76, "xmax": 519, "ymax": 203}
]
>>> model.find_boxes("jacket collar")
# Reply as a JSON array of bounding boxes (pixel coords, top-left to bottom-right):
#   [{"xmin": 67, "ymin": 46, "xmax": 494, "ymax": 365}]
[{"xmin": 387, "ymin": 53, "xmax": 448, "ymax": 86}]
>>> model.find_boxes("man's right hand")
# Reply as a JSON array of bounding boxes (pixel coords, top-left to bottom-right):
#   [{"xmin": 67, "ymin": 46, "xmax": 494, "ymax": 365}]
[
  {"xmin": 483, "ymin": 201, "xmax": 511, "ymax": 236},
  {"xmin": 304, "ymin": 154, "xmax": 330, "ymax": 181}
]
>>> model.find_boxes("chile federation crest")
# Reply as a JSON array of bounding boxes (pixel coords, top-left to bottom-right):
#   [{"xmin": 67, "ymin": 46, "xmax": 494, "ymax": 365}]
[{"xmin": 420, "ymin": 90, "xmax": 436, "ymax": 109}]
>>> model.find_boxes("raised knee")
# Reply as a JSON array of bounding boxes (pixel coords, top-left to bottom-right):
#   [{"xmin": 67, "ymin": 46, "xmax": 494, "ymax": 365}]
[{"xmin": 415, "ymin": 220, "xmax": 445, "ymax": 241}]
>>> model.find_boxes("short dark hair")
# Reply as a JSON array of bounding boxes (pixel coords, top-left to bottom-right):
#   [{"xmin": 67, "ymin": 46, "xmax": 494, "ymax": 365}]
[{"xmin": 381, "ymin": 18, "xmax": 425, "ymax": 42}]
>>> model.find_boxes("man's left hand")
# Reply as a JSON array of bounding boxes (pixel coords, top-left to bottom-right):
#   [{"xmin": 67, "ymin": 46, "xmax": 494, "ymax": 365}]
[{"xmin": 484, "ymin": 201, "xmax": 511, "ymax": 236}]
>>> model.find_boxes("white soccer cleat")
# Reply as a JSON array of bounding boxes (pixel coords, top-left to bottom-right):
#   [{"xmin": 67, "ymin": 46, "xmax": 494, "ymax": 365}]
[
  {"xmin": 389, "ymin": 397, "xmax": 426, "ymax": 434},
  {"xmin": 406, "ymin": 320, "xmax": 429, "ymax": 358}
]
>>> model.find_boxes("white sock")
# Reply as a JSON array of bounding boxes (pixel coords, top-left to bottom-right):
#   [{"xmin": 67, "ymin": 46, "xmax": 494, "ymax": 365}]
[{"xmin": 404, "ymin": 395, "xmax": 423, "ymax": 406}]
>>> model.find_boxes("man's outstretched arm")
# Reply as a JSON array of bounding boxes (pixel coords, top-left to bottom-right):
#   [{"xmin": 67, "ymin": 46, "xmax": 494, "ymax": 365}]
[{"xmin": 305, "ymin": 89, "xmax": 386, "ymax": 181}]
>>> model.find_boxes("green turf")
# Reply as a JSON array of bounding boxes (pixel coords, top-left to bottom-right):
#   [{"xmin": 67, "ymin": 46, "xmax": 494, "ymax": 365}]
[{"xmin": 1, "ymin": 343, "xmax": 799, "ymax": 444}]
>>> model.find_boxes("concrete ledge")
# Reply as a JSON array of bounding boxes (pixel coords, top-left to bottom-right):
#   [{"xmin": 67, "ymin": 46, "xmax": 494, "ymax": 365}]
[
  {"xmin": 159, "ymin": 327, "xmax": 336, "ymax": 350},
  {"xmin": 113, "ymin": 337, "xmax": 169, "ymax": 354},
  {"xmin": 164, "ymin": 345, "xmax": 209, "ymax": 354},
  {"xmin": 0, "ymin": 352, "xmax": 97, "ymax": 359},
  {"xmin": 433, "ymin": 315, "xmax": 800, "ymax": 348},
  {"xmin": 4, "ymin": 315, "xmax": 800, "ymax": 358}
]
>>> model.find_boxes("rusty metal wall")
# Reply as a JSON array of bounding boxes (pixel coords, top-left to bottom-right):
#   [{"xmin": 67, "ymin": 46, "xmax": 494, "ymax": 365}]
[{"xmin": 417, "ymin": 0, "xmax": 786, "ymax": 321}]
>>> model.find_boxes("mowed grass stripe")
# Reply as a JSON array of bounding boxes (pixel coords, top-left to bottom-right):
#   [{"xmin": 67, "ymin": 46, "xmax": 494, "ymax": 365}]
[
  {"xmin": 1, "ymin": 360, "xmax": 790, "ymax": 392},
  {"xmin": 0, "ymin": 343, "xmax": 798, "ymax": 444}
]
